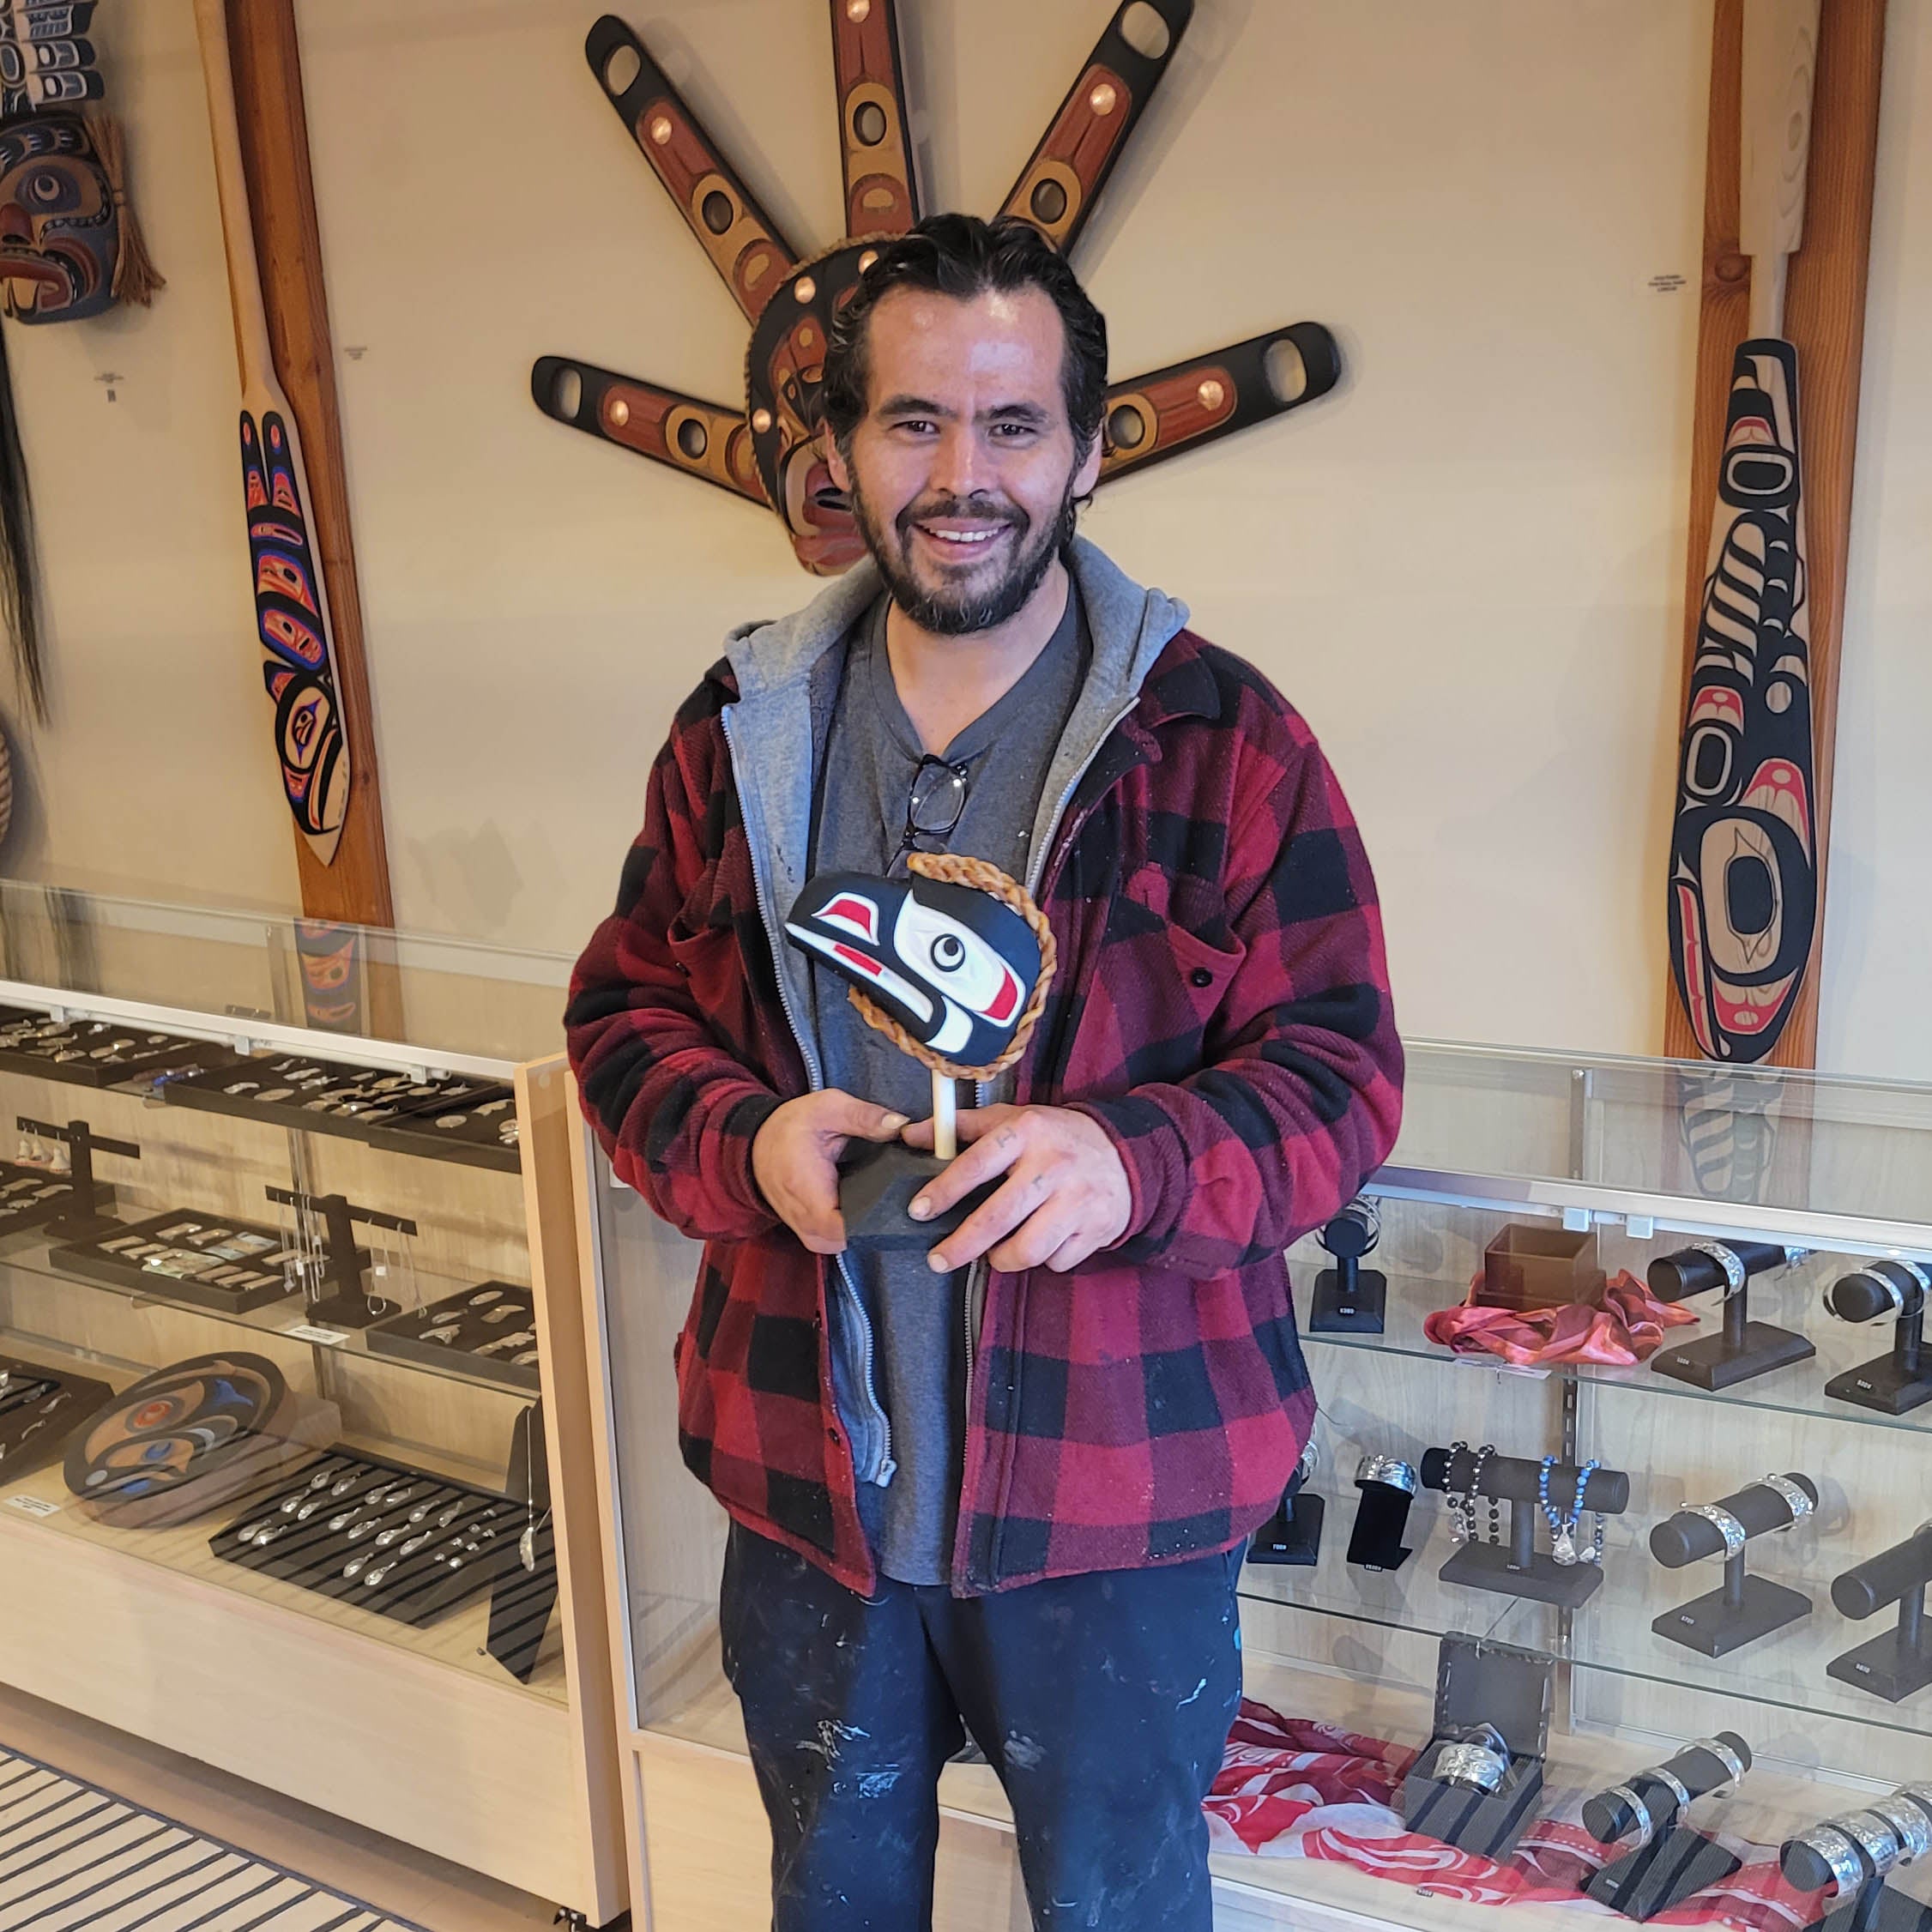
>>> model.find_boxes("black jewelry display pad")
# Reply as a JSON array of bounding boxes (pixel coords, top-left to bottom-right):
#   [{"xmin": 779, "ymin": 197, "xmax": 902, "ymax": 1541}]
[
  {"xmin": 0, "ymin": 1011, "xmax": 231, "ymax": 1089},
  {"xmin": 163, "ymin": 1054, "xmax": 521, "ymax": 1173},
  {"xmin": 0, "ymin": 1352, "xmax": 113, "ymax": 1482},
  {"xmin": 365, "ymin": 1282, "xmax": 541, "ymax": 1392},
  {"xmin": 1585, "ymin": 1828, "xmax": 1741, "ymax": 1922},
  {"xmin": 1398, "ymin": 1635, "xmax": 1554, "ymax": 1860},
  {"xmin": 1651, "ymin": 1573, "xmax": 1812, "ymax": 1657},
  {"xmin": 210, "ymin": 1448, "xmax": 534, "ymax": 1630},
  {"xmin": 0, "ymin": 1158, "xmax": 85, "ymax": 1237},
  {"xmin": 50, "ymin": 1210, "xmax": 300, "ymax": 1316}
]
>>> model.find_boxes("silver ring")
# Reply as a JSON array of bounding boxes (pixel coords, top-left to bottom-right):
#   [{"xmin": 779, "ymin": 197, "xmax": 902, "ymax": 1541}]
[
  {"xmin": 1690, "ymin": 1736, "xmax": 1747, "ymax": 1793},
  {"xmin": 1649, "ymin": 1766, "xmax": 1694, "ymax": 1815},
  {"xmin": 1758, "ymin": 1474, "xmax": 1814, "ymax": 1526},
  {"xmin": 1434, "ymin": 1740, "xmax": 1509, "ymax": 1793},
  {"xmin": 1839, "ymin": 1811, "xmax": 1901, "ymax": 1877},
  {"xmin": 1687, "ymin": 1503, "xmax": 1748, "ymax": 1557},
  {"xmin": 1870, "ymin": 1797, "xmax": 1930, "ymax": 1868},
  {"xmin": 1357, "ymin": 1454, "xmax": 1418, "ymax": 1495},
  {"xmin": 1606, "ymin": 1783, "xmax": 1655, "ymax": 1849},
  {"xmin": 1692, "ymin": 1241, "xmax": 1748, "ymax": 1297},
  {"xmin": 1799, "ymin": 1824, "xmax": 1873, "ymax": 1897}
]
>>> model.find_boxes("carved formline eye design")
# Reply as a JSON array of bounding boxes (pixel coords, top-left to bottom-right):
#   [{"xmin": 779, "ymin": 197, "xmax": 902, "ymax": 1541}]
[{"xmin": 531, "ymin": 1, "xmax": 1342, "ymax": 576}]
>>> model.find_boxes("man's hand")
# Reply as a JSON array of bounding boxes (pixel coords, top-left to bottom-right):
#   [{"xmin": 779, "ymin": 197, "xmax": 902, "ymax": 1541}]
[
  {"xmin": 903, "ymin": 1105, "xmax": 1132, "ymax": 1274},
  {"xmin": 752, "ymin": 1091, "xmax": 909, "ymax": 1254}
]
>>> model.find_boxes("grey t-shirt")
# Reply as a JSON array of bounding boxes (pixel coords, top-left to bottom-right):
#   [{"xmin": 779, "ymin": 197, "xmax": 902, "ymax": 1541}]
[{"xmin": 811, "ymin": 587, "xmax": 1089, "ymax": 1584}]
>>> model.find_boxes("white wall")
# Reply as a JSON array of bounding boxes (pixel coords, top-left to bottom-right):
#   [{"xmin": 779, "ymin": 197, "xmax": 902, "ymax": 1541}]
[{"xmin": 3, "ymin": 0, "xmax": 1929, "ymax": 1078}]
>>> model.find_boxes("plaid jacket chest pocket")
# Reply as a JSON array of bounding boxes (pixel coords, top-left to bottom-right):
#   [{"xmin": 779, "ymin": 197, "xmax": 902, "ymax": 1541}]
[{"xmin": 1067, "ymin": 861, "xmax": 1246, "ymax": 1093}]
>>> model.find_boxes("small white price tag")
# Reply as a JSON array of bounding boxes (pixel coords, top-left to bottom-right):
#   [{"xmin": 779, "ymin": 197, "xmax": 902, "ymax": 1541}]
[
  {"xmin": 282, "ymin": 1322, "xmax": 350, "ymax": 1346},
  {"xmin": 5, "ymin": 1494, "xmax": 60, "ymax": 1518}
]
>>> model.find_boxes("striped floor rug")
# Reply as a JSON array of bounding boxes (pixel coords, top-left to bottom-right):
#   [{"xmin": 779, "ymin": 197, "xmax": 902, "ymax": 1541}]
[{"xmin": 0, "ymin": 1744, "xmax": 428, "ymax": 1932}]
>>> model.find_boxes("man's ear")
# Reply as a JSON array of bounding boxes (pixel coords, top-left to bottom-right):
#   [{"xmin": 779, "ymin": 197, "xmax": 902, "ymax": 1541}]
[
  {"xmin": 824, "ymin": 429, "xmax": 851, "ymax": 495},
  {"xmin": 1072, "ymin": 428, "xmax": 1104, "ymax": 500}
]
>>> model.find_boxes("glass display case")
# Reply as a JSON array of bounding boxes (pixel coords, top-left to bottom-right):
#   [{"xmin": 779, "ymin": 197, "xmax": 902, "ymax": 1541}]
[
  {"xmin": 577, "ymin": 1037, "xmax": 1932, "ymax": 1931},
  {"xmin": 0, "ymin": 883, "xmax": 625, "ymax": 1926}
]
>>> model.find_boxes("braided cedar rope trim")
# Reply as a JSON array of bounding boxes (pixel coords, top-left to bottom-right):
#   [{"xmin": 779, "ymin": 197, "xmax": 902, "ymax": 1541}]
[{"xmin": 846, "ymin": 850, "xmax": 1058, "ymax": 1083}]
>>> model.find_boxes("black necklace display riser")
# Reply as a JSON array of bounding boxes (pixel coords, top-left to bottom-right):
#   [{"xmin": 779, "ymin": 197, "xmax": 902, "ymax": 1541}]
[
  {"xmin": 1828, "ymin": 1526, "xmax": 1932, "ymax": 1703},
  {"xmin": 1825, "ymin": 1264, "xmax": 1932, "ymax": 1416},
  {"xmin": 1420, "ymin": 1446, "xmax": 1629, "ymax": 1609},
  {"xmin": 14, "ymin": 1116, "xmax": 139, "ymax": 1241},
  {"xmin": 1648, "ymin": 1241, "xmax": 1814, "ymax": 1390},
  {"xmin": 1580, "ymin": 1733, "xmax": 1752, "ymax": 1920},
  {"xmin": 1650, "ymin": 1475, "xmax": 1818, "ymax": 1656},
  {"xmin": 263, "ymin": 1185, "xmax": 416, "ymax": 1331}
]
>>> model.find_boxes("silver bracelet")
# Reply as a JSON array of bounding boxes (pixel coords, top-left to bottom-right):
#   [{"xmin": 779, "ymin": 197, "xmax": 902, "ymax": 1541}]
[
  {"xmin": 1898, "ymin": 1785, "xmax": 1932, "ymax": 1827},
  {"xmin": 1692, "ymin": 1241, "xmax": 1748, "ymax": 1297},
  {"xmin": 1689, "ymin": 1736, "xmax": 1747, "ymax": 1794},
  {"xmin": 1606, "ymin": 1783, "xmax": 1655, "ymax": 1849},
  {"xmin": 1758, "ymin": 1474, "xmax": 1814, "ymax": 1526},
  {"xmin": 1687, "ymin": 1503, "xmax": 1748, "ymax": 1557},
  {"xmin": 1648, "ymin": 1766, "xmax": 1694, "ymax": 1816},
  {"xmin": 1800, "ymin": 1823, "xmax": 1874, "ymax": 1898},
  {"xmin": 1839, "ymin": 1811, "xmax": 1901, "ymax": 1877},
  {"xmin": 1870, "ymin": 1796, "xmax": 1931, "ymax": 1868},
  {"xmin": 1357, "ymin": 1454, "xmax": 1418, "ymax": 1495},
  {"xmin": 1295, "ymin": 1437, "xmax": 1319, "ymax": 1485},
  {"xmin": 1434, "ymin": 1738, "xmax": 1509, "ymax": 1794}
]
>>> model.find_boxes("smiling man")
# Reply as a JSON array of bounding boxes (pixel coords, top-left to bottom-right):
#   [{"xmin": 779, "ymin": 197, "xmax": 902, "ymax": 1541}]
[{"xmin": 567, "ymin": 214, "xmax": 1403, "ymax": 1930}]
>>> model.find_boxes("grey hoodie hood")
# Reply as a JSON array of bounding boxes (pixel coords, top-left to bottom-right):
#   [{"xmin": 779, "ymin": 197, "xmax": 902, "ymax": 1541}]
[{"xmin": 718, "ymin": 535, "xmax": 1189, "ymax": 1089}]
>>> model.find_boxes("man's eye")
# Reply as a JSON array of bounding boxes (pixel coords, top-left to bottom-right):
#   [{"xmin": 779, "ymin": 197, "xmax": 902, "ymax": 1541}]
[{"xmin": 891, "ymin": 419, "xmax": 937, "ymax": 435}]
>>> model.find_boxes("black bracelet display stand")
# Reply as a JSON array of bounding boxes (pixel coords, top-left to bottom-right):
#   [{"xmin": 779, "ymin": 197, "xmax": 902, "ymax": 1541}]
[
  {"xmin": 1648, "ymin": 1241, "xmax": 1814, "ymax": 1391},
  {"xmin": 1827, "ymin": 1525, "xmax": 1932, "ymax": 1704},
  {"xmin": 1398, "ymin": 1634, "xmax": 1553, "ymax": 1860},
  {"xmin": 19, "ymin": 1116, "xmax": 139, "ymax": 1241},
  {"xmin": 264, "ymin": 1186, "xmax": 415, "ymax": 1331},
  {"xmin": 1308, "ymin": 1199, "xmax": 1386, "ymax": 1335},
  {"xmin": 1581, "ymin": 1732, "xmax": 1751, "ymax": 1921},
  {"xmin": 1248, "ymin": 1445, "xmax": 1323, "ymax": 1567},
  {"xmin": 1650, "ymin": 1475, "xmax": 1818, "ymax": 1656},
  {"xmin": 1824, "ymin": 1263, "xmax": 1932, "ymax": 1416},
  {"xmin": 1347, "ymin": 1457, "xmax": 1417, "ymax": 1571},
  {"xmin": 1782, "ymin": 1794, "xmax": 1932, "ymax": 1932},
  {"xmin": 1420, "ymin": 1446, "xmax": 1628, "ymax": 1609}
]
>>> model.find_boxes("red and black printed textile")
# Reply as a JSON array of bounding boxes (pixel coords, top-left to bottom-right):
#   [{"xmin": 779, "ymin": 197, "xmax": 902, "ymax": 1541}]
[
  {"xmin": 566, "ymin": 626, "xmax": 1403, "ymax": 1596},
  {"xmin": 1206, "ymin": 1700, "xmax": 1830, "ymax": 1929}
]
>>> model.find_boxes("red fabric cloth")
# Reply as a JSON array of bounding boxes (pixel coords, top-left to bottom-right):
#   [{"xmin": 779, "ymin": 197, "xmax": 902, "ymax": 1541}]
[
  {"xmin": 1206, "ymin": 1698, "xmax": 1827, "ymax": 1928},
  {"xmin": 1421, "ymin": 1270, "xmax": 1700, "ymax": 1367}
]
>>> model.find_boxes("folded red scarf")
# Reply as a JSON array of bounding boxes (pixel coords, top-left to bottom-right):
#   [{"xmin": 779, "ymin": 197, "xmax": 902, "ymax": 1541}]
[{"xmin": 1421, "ymin": 1270, "xmax": 1700, "ymax": 1367}]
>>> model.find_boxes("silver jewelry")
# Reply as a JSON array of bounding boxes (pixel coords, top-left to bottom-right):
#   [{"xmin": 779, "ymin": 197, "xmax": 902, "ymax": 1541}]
[
  {"xmin": 1692, "ymin": 1241, "xmax": 1748, "ymax": 1296},
  {"xmin": 1801, "ymin": 1824, "xmax": 1874, "ymax": 1897},
  {"xmin": 1356, "ymin": 1453, "xmax": 1418, "ymax": 1495},
  {"xmin": 1758, "ymin": 1474, "xmax": 1814, "ymax": 1526},
  {"xmin": 1687, "ymin": 1502, "xmax": 1748, "ymax": 1557},
  {"xmin": 1870, "ymin": 1796, "xmax": 1930, "ymax": 1868},
  {"xmin": 1605, "ymin": 1783, "xmax": 1655, "ymax": 1849},
  {"xmin": 1690, "ymin": 1736, "xmax": 1746, "ymax": 1793},
  {"xmin": 1649, "ymin": 1766, "xmax": 1694, "ymax": 1816},
  {"xmin": 1841, "ymin": 1811, "xmax": 1901, "ymax": 1876},
  {"xmin": 1434, "ymin": 1726, "xmax": 1509, "ymax": 1794}
]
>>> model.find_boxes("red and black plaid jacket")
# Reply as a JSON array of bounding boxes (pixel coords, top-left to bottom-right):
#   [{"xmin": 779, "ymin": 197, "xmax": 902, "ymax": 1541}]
[{"xmin": 568, "ymin": 606, "xmax": 1402, "ymax": 1596}]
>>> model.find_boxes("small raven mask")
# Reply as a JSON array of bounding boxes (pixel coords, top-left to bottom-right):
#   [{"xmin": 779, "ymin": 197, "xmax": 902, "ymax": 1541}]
[{"xmin": 786, "ymin": 866, "xmax": 1046, "ymax": 1077}]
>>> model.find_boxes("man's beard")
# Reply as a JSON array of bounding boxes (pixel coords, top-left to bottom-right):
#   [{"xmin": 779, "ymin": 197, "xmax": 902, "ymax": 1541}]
[{"xmin": 848, "ymin": 475, "xmax": 1078, "ymax": 637}]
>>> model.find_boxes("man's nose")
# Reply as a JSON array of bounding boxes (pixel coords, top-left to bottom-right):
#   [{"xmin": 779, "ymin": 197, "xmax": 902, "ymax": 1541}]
[{"xmin": 927, "ymin": 423, "xmax": 985, "ymax": 500}]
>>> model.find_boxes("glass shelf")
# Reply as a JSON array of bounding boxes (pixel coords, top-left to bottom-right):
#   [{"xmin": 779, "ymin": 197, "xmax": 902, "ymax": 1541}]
[{"xmin": 1300, "ymin": 1265, "xmax": 1932, "ymax": 1443}]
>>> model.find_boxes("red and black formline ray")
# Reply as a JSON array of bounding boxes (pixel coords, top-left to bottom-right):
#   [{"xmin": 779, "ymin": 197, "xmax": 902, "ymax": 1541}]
[{"xmin": 533, "ymin": 1, "xmax": 1341, "ymax": 575}]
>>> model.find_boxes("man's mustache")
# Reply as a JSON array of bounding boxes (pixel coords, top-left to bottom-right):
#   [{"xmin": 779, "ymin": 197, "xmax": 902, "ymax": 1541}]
[{"xmin": 895, "ymin": 496, "xmax": 1028, "ymax": 538}]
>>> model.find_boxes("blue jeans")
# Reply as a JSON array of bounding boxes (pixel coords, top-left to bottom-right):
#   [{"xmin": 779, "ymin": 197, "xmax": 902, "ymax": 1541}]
[{"xmin": 719, "ymin": 1523, "xmax": 1244, "ymax": 1930}]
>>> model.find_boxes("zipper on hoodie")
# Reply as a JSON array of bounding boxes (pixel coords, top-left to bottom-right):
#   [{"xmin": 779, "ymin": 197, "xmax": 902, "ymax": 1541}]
[{"xmin": 720, "ymin": 704, "xmax": 896, "ymax": 1486}]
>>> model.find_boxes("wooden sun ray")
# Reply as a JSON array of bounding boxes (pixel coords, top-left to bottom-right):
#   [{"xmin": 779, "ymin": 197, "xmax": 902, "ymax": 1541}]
[{"xmin": 534, "ymin": 1, "xmax": 1343, "ymax": 572}]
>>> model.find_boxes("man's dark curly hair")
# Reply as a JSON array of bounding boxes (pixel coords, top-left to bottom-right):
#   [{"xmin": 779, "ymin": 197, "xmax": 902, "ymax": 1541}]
[{"xmin": 820, "ymin": 213, "xmax": 1108, "ymax": 460}]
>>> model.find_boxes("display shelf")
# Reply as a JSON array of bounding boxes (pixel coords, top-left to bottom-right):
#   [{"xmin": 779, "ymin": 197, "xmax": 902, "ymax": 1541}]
[
  {"xmin": 1, "ymin": 1230, "xmax": 542, "ymax": 1402},
  {"xmin": 1301, "ymin": 1262, "xmax": 1932, "ymax": 1443}
]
